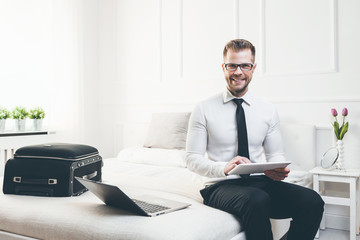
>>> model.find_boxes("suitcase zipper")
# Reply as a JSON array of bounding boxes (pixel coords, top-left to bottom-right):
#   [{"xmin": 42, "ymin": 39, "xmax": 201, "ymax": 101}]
[{"xmin": 14, "ymin": 153, "xmax": 100, "ymax": 161}]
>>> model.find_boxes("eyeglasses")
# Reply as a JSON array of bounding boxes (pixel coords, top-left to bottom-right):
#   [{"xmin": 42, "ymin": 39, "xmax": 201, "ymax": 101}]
[{"xmin": 224, "ymin": 63, "xmax": 254, "ymax": 72}]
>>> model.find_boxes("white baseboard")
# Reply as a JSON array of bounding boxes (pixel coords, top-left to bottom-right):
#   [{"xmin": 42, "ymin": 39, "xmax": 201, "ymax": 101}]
[{"xmin": 325, "ymin": 213, "xmax": 350, "ymax": 231}]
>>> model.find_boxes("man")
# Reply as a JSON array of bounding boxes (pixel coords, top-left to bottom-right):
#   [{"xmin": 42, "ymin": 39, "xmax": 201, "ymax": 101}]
[{"xmin": 185, "ymin": 39, "xmax": 324, "ymax": 240}]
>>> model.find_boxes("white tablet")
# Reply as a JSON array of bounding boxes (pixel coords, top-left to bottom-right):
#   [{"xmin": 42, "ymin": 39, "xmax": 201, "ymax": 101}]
[{"xmin": 228, "ymin": 161, "xmax": 292, "ymax": 175}]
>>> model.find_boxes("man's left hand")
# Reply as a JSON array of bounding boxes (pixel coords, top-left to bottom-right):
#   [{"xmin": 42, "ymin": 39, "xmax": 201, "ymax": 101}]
[{"xmin": 264, "ymin": 167, "xmax": 290, "ymax": 181}]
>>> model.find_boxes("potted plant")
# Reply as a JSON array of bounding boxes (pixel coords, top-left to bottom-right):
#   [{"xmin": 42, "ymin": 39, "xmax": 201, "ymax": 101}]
[
  {"xmin": 29, "ymin": 107, "xmax": 45, "ymax": 131},
  {"xmin": 0, "ymin": 107, "xmax": 11, "ymax": 132},
  {"xmin": 12, "ymin": 106, "xmax": 29, "ymax": 132}
]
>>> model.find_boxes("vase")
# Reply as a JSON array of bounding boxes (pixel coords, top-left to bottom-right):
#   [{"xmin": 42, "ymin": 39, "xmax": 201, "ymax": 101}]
[
  {"xmin": 0, "ymin": 119, "xmax": 5, "ymax": 132},
  {"xmin": 14, "ymin": 119, "xmax": 26, "ymax": 132},
  {"xmin": 32, "ymin": 119, "xmax": 43, "ymax": 131},
  {"xmin": 335, "ymin": 140, "xmax": 345, "ymax": 170}
]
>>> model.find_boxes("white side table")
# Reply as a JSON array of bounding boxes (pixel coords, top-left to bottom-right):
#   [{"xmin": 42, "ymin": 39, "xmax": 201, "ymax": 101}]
[{"xmin": 310, "ymin": 167, "xmax": 360, "ymax": 240}]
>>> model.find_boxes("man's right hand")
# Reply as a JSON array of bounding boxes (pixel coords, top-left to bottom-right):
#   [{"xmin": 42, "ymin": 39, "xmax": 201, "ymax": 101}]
[{"xmin": 224, "ymin": 156, "xmax": 251, "ymax": 175}]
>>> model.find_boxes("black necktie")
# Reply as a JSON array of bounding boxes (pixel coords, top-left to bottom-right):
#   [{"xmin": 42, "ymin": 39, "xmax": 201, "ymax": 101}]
[{"xmin": 232, "ymin": 98, "xmax": 250, "ymax": 159}]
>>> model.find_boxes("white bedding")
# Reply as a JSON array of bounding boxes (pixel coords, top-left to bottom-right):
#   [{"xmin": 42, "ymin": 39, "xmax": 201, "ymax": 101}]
[
  {"xmin": 0, "ymin": 156, "xmax": 244, "ymax": 240},
  {"xmin": 0, "ymin": 146, "xmax": 313, "ymax": 240},
  {"xmin": 104, "ymin": 157, "xmax": 205, "ymax": 202}
]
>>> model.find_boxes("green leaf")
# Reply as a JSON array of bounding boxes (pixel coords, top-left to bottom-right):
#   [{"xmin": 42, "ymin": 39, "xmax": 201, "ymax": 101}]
[
  {"xmin": 339, "ymin": 122, "xmax": 349, "ymax": 140},
  {"xmin": 333, "ymin": 121, "xmax": 340, "ymax": 139},
  {"xmin": 29, "ymin": 107, "xmax": 45, "ymax": 119},
  {"xmin": 12, "ymin": 106, "xmax": 28, "ymax": 120}
]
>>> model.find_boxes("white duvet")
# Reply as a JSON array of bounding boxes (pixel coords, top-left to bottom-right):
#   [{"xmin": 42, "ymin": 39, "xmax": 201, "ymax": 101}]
[
  {"xmin": 0, "ymin": 148, "xmax": 244, "ymax": 240},
  {"xmin": 0, "ymin": 147, "xmax": 311, "ymax": 240}
]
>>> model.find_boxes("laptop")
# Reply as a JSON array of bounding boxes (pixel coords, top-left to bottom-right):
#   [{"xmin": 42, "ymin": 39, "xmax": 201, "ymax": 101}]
[{"xmin": 75, "ymin": 177, "xmax": 191, "ymax": 217}]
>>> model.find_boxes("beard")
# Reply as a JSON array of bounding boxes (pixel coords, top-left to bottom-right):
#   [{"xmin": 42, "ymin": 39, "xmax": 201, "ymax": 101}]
[{"xmin": 226, "ymin": 75, "xmax": 251, "ymax": 97}]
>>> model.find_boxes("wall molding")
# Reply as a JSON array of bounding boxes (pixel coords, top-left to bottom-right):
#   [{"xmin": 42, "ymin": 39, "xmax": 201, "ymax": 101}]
[
  {"xmin": 159, "ymin": 0, "xmax": 163, "ymax": 83},
  {"xmin": 235, "ymin": 0, "xmax": 240, "ymax": 38},
  {"xmin": 260, "ymin": 0, "xmax": 339, "ymax": 77},
  {"xmin": 99, "ymin": 96, "xmax": 360, "ymax": 106},
  {"xmin": 260, "ymin": 0, "xmax": 267, "ymax": 75},
  {"xmin": 179, "ymin": 0, "xmax": 184, "ymax": 79},
  {"xmin": 271, "ymin": 96, "xmax": 360, "ymax": 104}
]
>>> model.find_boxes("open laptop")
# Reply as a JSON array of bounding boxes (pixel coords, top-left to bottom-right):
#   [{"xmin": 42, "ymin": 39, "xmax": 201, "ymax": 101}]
[{"xmin": 75, "ymin": 177, "xmax": 191, "ymax": 217}]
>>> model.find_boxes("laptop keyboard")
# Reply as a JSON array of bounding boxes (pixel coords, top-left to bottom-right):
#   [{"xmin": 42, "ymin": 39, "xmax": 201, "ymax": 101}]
[{"xmin": 132, "ymin": 199, "xmax": 170, "ymax": 213}]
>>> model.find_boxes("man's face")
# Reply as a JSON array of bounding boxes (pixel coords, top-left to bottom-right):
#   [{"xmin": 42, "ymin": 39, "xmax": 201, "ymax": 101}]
[{"xmin": 222, "ymin": 49, "xmax": 256, "ymax": 98}]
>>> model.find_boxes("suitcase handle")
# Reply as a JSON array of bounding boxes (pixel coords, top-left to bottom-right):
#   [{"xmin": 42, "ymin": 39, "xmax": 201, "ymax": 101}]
[
  {"xmin": 13, "ymin": 177, "xmax": 58, "ymax": 185},
  {"xmin": 81, "ymin": 171, "xmax": 97, "ymax": 180}
]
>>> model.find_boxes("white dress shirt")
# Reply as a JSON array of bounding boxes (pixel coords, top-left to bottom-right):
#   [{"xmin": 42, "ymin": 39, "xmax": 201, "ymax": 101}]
[{"xmin": 185, "ymin": 90, "xmax": 286, "ymax": 182}]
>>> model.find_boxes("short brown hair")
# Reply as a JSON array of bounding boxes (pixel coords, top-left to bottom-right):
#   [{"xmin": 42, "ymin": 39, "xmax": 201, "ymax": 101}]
[{"xmin": 223, "ymin": 39, "xmax": 256, "ymax": 62}]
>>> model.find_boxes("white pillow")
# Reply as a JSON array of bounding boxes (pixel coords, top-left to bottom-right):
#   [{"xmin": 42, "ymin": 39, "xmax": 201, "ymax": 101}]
[
  {"xmin": 280, "ymin": 123, "xmax": 316, "ymax": 171},
  {"xmin": 143, "ymin": 112, "xmax": 191, "ymax": 150},
  {"xmin": 117, "ymin": 147, "xmax": 186, "ymax": 167}
]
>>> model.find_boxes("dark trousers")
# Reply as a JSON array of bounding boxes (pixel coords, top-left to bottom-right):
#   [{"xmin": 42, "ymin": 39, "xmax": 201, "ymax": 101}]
[{"xmin": 200, "ymin": 176, "xmax": 324, "ymax": 240}]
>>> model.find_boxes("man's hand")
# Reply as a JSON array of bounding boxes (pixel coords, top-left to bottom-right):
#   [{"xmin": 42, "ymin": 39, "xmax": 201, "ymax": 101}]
[
  {"xmin": 264, "ymin": 167, "xmax": 290, "ymax": 181},
  {"xmin": 224, "ymin": 156, "xmax": 251, "ymax": 175}
]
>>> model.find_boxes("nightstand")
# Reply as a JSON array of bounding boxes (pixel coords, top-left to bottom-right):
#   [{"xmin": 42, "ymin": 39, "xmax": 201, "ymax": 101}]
[{"xmin": 310, "ymin": 167, "xmax": 360, "ymax": 240}]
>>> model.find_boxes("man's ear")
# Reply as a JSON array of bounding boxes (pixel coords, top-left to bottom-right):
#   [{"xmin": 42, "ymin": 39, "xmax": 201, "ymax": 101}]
[
  {"xmin": 222, "ymin": 63, "xmax": 225, "ymax": 73},
  {"xmin": 252, "ymin": 63, "xmax": 257, "ymax": 72}
]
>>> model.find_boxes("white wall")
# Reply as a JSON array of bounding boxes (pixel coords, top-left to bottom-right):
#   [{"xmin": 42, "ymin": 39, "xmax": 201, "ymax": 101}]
[
  {"xmin": 0, "ymin": 0, "xmax": 52, "ymax": 129},
  {"xmin": 97, "ymin": 0, "xmax": 360, "ymax": 169},
  {"xmin": 0, "ymin": 0, "xmax": 101, "ymax": 144},
  {"xmin": 1, "ymin": 1, "xmax": 358, "ymax": 163},
  {"xmin": 3, "ymin": 0, "xmax": 358, "ymax": 164}
]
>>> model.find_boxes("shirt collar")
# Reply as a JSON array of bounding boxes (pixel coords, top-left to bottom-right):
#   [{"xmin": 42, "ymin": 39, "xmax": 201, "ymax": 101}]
[{"xmin": 223, "ymin": 89, "xmax": 252, "ymax": 105}]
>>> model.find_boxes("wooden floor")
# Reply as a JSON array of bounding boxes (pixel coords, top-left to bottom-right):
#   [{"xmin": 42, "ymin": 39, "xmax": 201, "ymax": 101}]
[{"xmin": 318, "ymin": 228, "xmax": 360, "ymax": 240}]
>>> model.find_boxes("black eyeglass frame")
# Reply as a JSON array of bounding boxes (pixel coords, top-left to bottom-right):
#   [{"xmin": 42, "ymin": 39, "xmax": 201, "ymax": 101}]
[{"xmin": 224, "ymin": 63, "xmax": 254, "ymax": 72}]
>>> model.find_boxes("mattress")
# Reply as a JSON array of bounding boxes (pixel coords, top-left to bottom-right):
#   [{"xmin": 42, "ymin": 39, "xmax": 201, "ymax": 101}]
[{"xmin": 0, "ymin": 153, "xmax": 244, "ymax": 240}]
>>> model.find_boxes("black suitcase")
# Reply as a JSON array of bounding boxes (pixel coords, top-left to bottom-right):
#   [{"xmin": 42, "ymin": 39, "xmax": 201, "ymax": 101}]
[{"xmin": 2, "ymin": 143, "xmax": 103, "ymax": 197}]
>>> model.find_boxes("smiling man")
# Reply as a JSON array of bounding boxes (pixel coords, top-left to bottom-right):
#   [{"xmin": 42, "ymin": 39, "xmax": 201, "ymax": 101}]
[
  {"xmin": 185, "ymin": 39, "xmax": 324, "ymax": 240},
  {"xmin": 223, "ymin": 47, "xmax": 255, "ymax": 98}
]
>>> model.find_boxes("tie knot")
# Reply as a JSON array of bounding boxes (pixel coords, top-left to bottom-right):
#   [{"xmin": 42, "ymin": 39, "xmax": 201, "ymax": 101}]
[{"xmin": 232, "ymin": 98, "xmax": 244, "ymax": 106}]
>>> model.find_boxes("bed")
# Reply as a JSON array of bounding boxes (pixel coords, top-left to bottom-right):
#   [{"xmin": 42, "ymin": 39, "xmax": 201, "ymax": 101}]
[
  {"xmin": 0, "ymin": 113, "xmax": 321, "ymax": 240},
  {"xmin": 0, "ymin": 148, "xmax": 245, "ymax": 240}
]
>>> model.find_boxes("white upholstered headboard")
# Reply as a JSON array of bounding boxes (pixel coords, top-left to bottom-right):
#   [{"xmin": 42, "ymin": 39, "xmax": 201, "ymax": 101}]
[
  {"xmin": 280, "ymin": 123, "xmax": 316, "ymax": 171},
  {"xmin": 115, "ymin": 121, "xmax": 332, "ymax": 171}
]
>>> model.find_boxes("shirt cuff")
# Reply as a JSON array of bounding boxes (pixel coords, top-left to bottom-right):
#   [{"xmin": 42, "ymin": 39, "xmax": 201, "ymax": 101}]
[{"xmin": 213, "ymin": 161, "xmax": 228, "ymax": 177}]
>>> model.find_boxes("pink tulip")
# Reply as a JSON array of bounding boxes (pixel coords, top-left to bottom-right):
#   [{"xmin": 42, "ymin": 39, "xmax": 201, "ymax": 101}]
[
  {"xmin": 331, "ymin": 108, "xmax": 338, "ymax": 117},
  {"xmin": 342, "ymin": 108, "xmax": 348, "ymax": 116}
]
